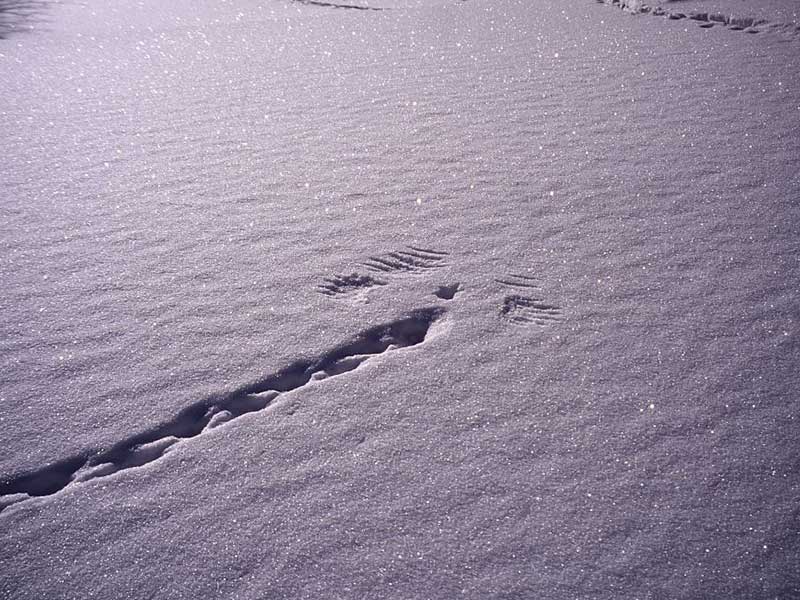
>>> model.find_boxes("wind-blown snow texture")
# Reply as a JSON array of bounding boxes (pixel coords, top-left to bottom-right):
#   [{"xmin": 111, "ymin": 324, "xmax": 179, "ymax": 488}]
[{"xmin": 1, "ymin": 0, "xmax": 799, "ymax": 598}]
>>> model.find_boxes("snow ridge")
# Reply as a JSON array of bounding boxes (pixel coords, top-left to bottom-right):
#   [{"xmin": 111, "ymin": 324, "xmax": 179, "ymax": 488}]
[{"xmin": 0, "ymin": 307, "xmax": 446, "ymax": 514}]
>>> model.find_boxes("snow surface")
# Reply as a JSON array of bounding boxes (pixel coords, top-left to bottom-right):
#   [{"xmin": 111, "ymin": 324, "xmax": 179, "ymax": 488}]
[{"xmin": 1, "ymin": 0, "xmax": 799, "ymax": 598}]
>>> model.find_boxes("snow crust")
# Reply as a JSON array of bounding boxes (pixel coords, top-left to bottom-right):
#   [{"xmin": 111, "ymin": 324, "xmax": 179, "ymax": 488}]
[{"xmin": 1, "ymin": 0, "xmax": 799, "ymax": 598}]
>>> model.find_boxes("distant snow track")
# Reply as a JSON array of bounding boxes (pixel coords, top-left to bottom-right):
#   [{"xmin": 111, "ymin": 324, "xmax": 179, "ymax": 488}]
[{"xmin": 595, "ymin": 0, "xmax": 800, "ymax": 39}]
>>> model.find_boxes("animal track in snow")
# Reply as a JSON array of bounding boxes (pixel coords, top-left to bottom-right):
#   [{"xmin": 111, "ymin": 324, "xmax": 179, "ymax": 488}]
[
  {"xmin": 316, "ymin": 273, "xmax": 387, "ymax": 299},
  {"xmin": 0, "ymin": 308, "xmax": 446, "ymax": 514},
  {"xmin": 434, "ymin": 283, "xmax": 461, "ymax": 300},
  {"xmin": 596, "ymin": 0, "xmax": 800, "ymax": 39},
  {"xmin": 318, "ymin": 247, "xmax": 449, "ymax": 302},
  {"xmin": 360, "ymin": 246, "xmax": 449, "ymax": 275},
  {"xmin": 500, "ymin": 295, "xmax": 564, "ymax": 328}
]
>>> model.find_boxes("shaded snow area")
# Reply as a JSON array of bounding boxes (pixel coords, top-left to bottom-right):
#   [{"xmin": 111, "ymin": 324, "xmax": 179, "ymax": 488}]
[{"xmin": 1, "ymin": 0, "xmax": 799, "ymax": 598}]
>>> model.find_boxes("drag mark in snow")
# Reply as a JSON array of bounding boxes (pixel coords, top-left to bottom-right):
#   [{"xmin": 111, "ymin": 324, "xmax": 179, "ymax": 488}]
[
  {"xmin": 316, "ymin": 273, "xmax": 388, "ymax": 299},
  {"xmin": 292, "ymin": 0, "xmax": 384, "ymax": 10},
  {"xmin": 495, "ymin": 274, "xmax": 541, "ymax": 291},
  {"xmin": 360, "ymin": 246, "xmax": 449, "ymax": 275},
  {"xmin": 596, "ymin": 0, "xmax": 800, "ymax": 39},
  {"xmin": 0, "ymin": 308, "xmax": 447, "ymax": 514},
  {"xmin": 500, "ymin": 295, "xmax": 564, "ymax": 327}
]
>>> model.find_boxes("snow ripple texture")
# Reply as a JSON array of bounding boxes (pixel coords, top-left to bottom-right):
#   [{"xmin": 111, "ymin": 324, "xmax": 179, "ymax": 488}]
[{"xmin": 1, "ymin": 0, "xmax": 798, "ymax": 598}]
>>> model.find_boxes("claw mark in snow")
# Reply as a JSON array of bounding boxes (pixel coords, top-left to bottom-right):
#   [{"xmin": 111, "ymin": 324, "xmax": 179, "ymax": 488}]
[
  {"xmin": 0, "ymin": 308, "xmax": 447, "ymax": 514},
  {"xmin": 360, "ymin": 246, "xmax": 449, "ymax": 275},
  {"xmin": 500, "ymin": 295, "xmax": 564, "ymax": 327},
  {"xmin": 495, "ymin": 274, "xmax": 541, "ymax": 291},
  {"xmin": 316, "ymin": 273, "xmax": 388, "ymax": 299},
  {"xmin": 318, "ymin": 247, "xmax": 449, "ymax": 302}
]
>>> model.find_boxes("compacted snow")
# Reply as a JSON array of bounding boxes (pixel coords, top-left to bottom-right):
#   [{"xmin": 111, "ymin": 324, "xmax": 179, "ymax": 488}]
[{"xmin": 1, "ymin": 0, "xmax": 799, "ymax": 598}]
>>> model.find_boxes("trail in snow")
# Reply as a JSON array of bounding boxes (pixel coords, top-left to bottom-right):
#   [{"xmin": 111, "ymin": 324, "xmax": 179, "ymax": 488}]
[{"xmin": 0, "ymin": 308, "xmax": 446, "ymax": 513}]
